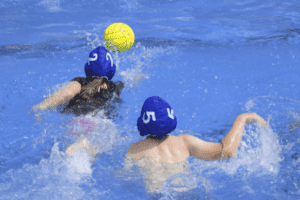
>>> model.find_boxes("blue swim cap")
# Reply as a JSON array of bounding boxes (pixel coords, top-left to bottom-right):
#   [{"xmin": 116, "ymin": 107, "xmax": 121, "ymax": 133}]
[
  {"xmin": 84, "ymin": 46, "xmax": 116, "ymax": 80},
  {"xmin": 137, "ymin": 96, "xmax": 177, "ymax": 137}
]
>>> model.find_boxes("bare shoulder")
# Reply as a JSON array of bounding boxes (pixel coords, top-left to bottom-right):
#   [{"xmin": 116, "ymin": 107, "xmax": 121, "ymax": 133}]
[
  {"xmin": 178, "ymin": 134, "xmax": 198, "ymax": 143},
  {"xmin": 126, "ymin": 141, "xmax": 145, "ymax": 157},
  {"xmin": 177, "ymin": 134, "xmax": 199, "ymax": 148},
  {"xmin": 167, "ymin": 135, "xmax": 186, "ymax": 144},
  {"xmin": 126, "ymin": 142, "xmax": 138, "ymax": 155},
  {"xmin": 126, "ymin": 142, "xmax": 146, "ymax": 161}
]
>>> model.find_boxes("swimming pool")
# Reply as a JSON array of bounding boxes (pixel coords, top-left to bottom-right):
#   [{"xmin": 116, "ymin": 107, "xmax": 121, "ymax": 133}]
[{"xmin": 0, "ymin": 0, "xmax": 300, "ymax": 199}]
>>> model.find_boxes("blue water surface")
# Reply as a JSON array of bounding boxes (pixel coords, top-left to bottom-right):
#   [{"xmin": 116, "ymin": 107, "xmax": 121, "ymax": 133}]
[{"xmin": 0, "ymin": 0, "xmax": 300, "ymax": 199}]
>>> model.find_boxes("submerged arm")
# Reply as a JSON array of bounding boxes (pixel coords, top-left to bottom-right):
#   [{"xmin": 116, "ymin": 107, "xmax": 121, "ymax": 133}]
[
  {"xmin": 33, "ymin": 81, "xmax": 81, "ymax": 110},
  {"xmin": 66, "ymin": 138, "xmax": 99, "ymax": 157}
]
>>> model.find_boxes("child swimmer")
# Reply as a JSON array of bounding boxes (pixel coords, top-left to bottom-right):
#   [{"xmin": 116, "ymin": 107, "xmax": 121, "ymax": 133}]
[
  {"xmin": 33, "ymin": 46, "xmax": 124, "ymax": 117},
  {"xmin": 127, "ymin": 96, "xmax": 267, "ymax": 161}
]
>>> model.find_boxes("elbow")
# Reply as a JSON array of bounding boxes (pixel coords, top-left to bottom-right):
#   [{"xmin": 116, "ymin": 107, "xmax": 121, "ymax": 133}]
[
  {"xmin": 222, "ymin": 150, "xmax": 235, "ymax": 159},
  {"xmin": 221, "ymin": 143, "xmax": 237, "ymax": 159}
]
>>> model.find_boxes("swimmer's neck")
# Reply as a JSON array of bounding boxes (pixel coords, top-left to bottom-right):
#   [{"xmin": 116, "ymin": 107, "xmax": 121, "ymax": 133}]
[{"xmin": 145, "ymin": 135, "xmax": 170, "ymax": 143}]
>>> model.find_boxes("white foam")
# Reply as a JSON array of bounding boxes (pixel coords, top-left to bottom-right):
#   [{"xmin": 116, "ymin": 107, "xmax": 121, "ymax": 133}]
[
  {"xmin": 119, "ymin": 0, "xmax": 140, "ymax": 10},
  {"xmin": 0, "ymin": 143, "xmax": 91, "ymax": 200},
  {"xmin": 65, "ymin": 111, "xmax": 120, "ymax": 155},
  {"xmin": 40, "ymin": 0, "xmax": 62, "ymax": 12},
  {"xmin": 66, "ymin": 149, "xmax": 93, "ymax": 181},
  {"xmin": 33, "ymin": 22, "xmax": 76, "ymax": 29},
  {"xmin": 244, "ymin": 99, "xmax": 255, "ymax": 111},
  {"xmin": 0, "ymin": 111, "xmax": 123, "ymax": 199},
  {"xmin": 118, "ymin": 42, "xmax": 176, "ymax": 88}
]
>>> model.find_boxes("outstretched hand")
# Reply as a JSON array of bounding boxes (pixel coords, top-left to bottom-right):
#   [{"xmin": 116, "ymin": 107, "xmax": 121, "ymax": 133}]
[
  {"xmin": 244, "ymin": 113, "xmax": 268, "ymax": 126},
  {"xmin": 32, "ymin": 104, "xmax": 40, "ymax": 111},
  {"xmin": 32, "ymin": 103, "xmax": 47, "ymax": 111}
]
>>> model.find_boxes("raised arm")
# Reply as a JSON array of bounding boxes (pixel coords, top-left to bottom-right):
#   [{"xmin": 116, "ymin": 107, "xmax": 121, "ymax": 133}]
[
  {"xmin": 221, "ymin": 113, "xmax": 266, "ymax": 158},
  {"xmin": 33, "ymin": 81, "xmax": 81, "ymax": 111},
  {"xmin": 182, "ymin": 113, "xmax": 267, "ymax": 160}
]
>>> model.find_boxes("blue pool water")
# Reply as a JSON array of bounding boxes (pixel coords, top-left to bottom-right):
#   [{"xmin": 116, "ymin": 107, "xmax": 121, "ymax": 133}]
[{"xmin": 0, "ymin": 0, "xmax": 300, "ymax": 199}]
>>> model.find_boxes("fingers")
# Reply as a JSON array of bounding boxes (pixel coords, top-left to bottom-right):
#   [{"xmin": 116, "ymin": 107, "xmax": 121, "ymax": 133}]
[
  {"xmin": 253, "ymin": 114, "xmax": 268, "ymax": 126},
  {"xmin": 32, "ymin": 104, "xmax": 46, "ymax": 111},
  {"xmin": 258, "ymin": 118, "xmax": 268, "ymax": 127},
  {"xmin": 244, "ymin": 113, "xmax": 268, "ymax": 126},
  {"xmin": 244, "ymin": 113, "xmax": 256, "ymax": 123}
]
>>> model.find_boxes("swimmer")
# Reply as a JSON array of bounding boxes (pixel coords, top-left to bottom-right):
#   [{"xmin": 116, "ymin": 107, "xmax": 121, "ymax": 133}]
[
  {"xmin": 126, "ymin": 96, "xmax": 267, "ymax": 163},
  {"xmin": 33, "ymin": 46, "xmax": 124, "ymax": 116},
  {"xmin": 124, "ymin": 96, "xmax": 268, "ymax": 192}
]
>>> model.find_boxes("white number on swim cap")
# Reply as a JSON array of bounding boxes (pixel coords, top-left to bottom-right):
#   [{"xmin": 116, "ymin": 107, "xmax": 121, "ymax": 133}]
[
  {"xmin": 88, "ymin": 53, "xmax": 98, "ymax": 65},
  {"xmin": 143, "ymin": 111, "xmax": 156, "ymax": 124},
  {"xmin": 106, "ymin": 52, "xmax": 113, "ymax": 67},
  {"xmin": 167, "ymin": 108, "xmax": 174, "ymax": 120}
]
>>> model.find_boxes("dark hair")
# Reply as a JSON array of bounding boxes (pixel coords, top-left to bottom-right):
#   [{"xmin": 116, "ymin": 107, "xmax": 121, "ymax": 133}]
[
  {"xmin": 62, "ymin": 77, "xmax": 125, "ymax": 118},
  {"xmin": 147, "ymin": 135, "xmax": 169, "ymax": 141}
]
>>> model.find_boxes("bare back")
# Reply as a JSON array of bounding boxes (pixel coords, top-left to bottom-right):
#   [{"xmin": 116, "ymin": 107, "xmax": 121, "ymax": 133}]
[
  {"xmin": 127, "ymin": 135, "xmax": 190, "ymax": 163},
  {"xmin": 126, "ymin": 135, "xmax": 195, "ymax": 192}
]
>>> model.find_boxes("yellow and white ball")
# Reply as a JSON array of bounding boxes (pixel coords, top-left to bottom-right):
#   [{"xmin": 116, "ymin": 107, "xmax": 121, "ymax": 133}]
[{"xmin": 103, "ymin": 23, "xmax": 135, "ymax": 52}]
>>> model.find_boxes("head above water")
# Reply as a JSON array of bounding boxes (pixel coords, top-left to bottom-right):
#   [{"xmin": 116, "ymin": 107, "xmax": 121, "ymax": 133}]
[
  {"xmin": 137, "ymin": 96, "xmax": 177, "ymax": 137},
  {"xmin": 84, "ymin": 46, "xmax": 116, "ymax": 80}
]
